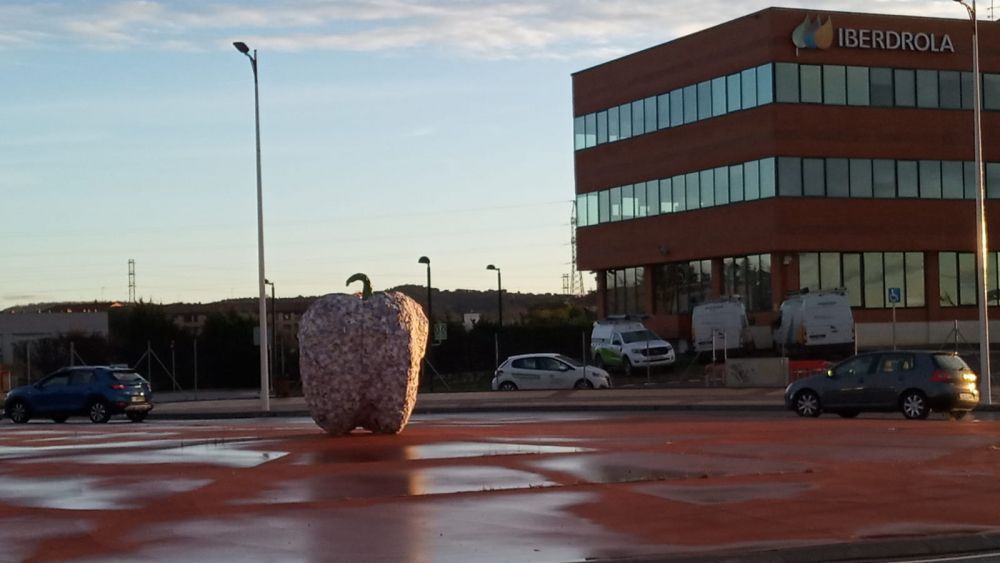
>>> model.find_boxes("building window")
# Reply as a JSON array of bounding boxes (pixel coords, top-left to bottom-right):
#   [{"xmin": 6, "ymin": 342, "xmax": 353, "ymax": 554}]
[
  {"xmin": 607, "ymin": 267, "xmax": 644, "ymax": 315},
  {"xmin": 653, "ymin": 260, "xmax": 711, "ymax": 314},
  {"xmin": 799, "ymin": 251, "xmax": 924, "ymax": 308},
  {"xmin": 723, "ymin": 254, "xmax": 772, "ymax": 311},
  {"xmin": 939, "ymin": 251, "xmax": 1000, "ymax": 307}
]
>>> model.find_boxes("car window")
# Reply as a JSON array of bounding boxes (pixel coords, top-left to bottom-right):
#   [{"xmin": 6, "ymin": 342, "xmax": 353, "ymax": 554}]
[
  {"xmin": 70, "ymin": 370, "xmax": 95, "ymax": 385},
  {"xmin": 39, "ymin": 374, "xmax": 70, "ymax": 389},
  {"xmin": 556, "ymin": 355, "xmax": 583, "ymax": 367},
  {"xmin": 621, "ymin": 329, "xmax": 656, "ymax": 343},
  {"xmin": 511, "ymin": 358, "xmax": 538, "ymax": 370},
  {"xmin": 934, "ymin": 354, "xmax": 971, "ymax": 370},
  {"xmin": 537, "ymin": 357, "xmax": 565, "ymax": 371},
  {"xmin": 877, "ymin": 354, "xmax": 915, "ymax": 374},
  {"xmin": 834, "ymin": 355, "xmax": 876, "ymax": 378},
  {"xmin": 112, "ymin": 371, "xmax": 144, "ymax": 383}
]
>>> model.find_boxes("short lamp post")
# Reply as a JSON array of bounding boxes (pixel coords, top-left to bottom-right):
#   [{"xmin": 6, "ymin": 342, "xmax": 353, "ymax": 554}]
[
  {"xmin": 954, "ymin": 0, "xmax": 993, "ymax": 405},
  {"xmin": 233, "ymin": 40, "xmax": 270, "ymax": 411},
  {"xmin": 487, "ymin": 264, "xmax": 503, "ymax": 366},
  {"xmin": 264, "ymin": 278, "xmax": 276, "ymax": 386},
  {"xmin": 418, "ymin": 256, "xmax": 433, "ymax": 391}
]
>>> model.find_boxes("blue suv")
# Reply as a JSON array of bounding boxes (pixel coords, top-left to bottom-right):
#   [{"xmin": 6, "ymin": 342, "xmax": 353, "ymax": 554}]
[{"xmin": 4, "ymin": 366, "xmax": 154, "ymax": 424}]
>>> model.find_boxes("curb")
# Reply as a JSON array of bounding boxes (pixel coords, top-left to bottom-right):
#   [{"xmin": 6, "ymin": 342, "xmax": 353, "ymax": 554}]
[
  {"xmin": 597, "ymin": 530, "xmax": 1000, "ymax": 562},
  {"xmin": 147, "ymin": 401, "xmax": 1000, "ymax": 420}
]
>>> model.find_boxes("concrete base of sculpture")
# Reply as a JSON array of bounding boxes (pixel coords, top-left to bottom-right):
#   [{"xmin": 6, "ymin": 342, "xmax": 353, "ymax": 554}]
[{"xmin": 298, "ymin": 291, "xmax": 428, "ymax": 436}]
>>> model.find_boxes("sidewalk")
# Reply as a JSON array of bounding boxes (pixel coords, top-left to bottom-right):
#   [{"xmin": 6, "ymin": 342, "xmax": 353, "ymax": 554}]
[{"xmin": 151, "ymin": 386, "xmax": 1000, "ymax": 419}]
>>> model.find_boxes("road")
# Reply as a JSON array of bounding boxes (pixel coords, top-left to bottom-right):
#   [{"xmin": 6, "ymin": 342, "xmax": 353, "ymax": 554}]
[{"xmin": 2, "ymin": 411, "xmax": 1000, "ymax": 562}]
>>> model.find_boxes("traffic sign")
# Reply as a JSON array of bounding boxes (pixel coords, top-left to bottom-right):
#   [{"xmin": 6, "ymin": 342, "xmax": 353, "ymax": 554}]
[{"xmin": 888, "ymin": 287, "xmax": 901, "ymax": 304}]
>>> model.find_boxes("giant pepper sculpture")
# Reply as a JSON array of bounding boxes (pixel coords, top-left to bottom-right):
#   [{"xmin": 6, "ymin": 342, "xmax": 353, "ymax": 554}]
[{"xmin": 298, "ymin": 274, "xmax": 428, "ymax": 435}]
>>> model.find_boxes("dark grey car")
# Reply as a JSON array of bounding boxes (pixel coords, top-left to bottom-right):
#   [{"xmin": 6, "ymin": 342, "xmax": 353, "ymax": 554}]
[{"xmin": 785, "ymin": 351, "xmax": 979, "ymax": 420}]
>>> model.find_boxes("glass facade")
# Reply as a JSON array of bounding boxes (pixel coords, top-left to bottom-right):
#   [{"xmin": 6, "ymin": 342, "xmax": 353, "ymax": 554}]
[
  {"xmin": 798, "ymin": 251, "xmax": 925, "ymax": 309},
  {"xmin": 576, "ymin": 62, "xmax": 1000, "ymax": 152},
  {"xmin": 574, "ymin": 64, "xmax": 775, "ymax": 151},
  {"xmin": 576, "ymin": 156, "xmax": 994, "ymax": 228}
]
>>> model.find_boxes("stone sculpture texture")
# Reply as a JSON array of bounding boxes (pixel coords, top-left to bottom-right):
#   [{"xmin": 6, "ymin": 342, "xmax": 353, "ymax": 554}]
[{"xmin": 298, "ymin": 276, "xmax": 428, "ymax": 435}]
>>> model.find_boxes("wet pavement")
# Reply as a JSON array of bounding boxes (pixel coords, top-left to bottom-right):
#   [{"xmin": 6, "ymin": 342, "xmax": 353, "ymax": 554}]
[{"xmin": 1, "ymin": 411, "xmax": 1000, "ymax": 562}]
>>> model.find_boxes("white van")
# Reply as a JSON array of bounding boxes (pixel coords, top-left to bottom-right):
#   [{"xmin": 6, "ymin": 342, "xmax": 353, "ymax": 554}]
[
  {"xmin": 591, "ymin": 316, "xmax": 675, "ymax": 375},
  {"xmin": 773, "ymin": 289, "xmax": 854, "ymax": 357},
  {"xmin": 692, "ymin": 298, "xmax": 750, "ymax": 355}
]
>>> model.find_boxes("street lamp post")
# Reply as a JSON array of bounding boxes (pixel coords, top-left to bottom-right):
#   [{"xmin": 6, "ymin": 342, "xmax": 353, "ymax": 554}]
[
  {"xmin": 486, "ymin": 264, "xmax": 503, "ymax": 366},
  {"xmin": 418, "ymin": 257, "xmax": 432, "ymax": 327},
  {"xmin": 418, "ymin": 256, "xmax": 433, "ymax": 391},
  {"xmin": 233, "ymin": 41, "xmax": 270, "ymax": 412},
  {"xmin": 486, "ymin": 264, "xmax": 503, "ymax": 327},
  {"xmin": 264, "ymin": 278, "xmax": 276, "ymax": 386},
  {"xmin": 954, "ymin": 0, "xmax": 992, "ymax": 405}
]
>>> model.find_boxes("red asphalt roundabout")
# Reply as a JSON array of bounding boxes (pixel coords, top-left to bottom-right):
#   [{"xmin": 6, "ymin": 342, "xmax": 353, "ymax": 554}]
[{"xmin": 2, "ymin": 411, "xmax": 1000, "ymax": 562}]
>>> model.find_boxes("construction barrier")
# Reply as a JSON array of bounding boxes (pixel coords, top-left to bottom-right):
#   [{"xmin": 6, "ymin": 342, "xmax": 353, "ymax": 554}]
[{"xmin": 788, "ymin": 360, "xmax": 832, "ymax": 383}]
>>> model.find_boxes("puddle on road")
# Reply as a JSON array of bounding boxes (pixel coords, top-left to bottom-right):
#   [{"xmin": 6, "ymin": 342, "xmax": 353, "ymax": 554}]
[
  {"xmin": 102, "ymin": 491, "xmax": 659, "ymax": 563},
  {"xmin": 636, "ymin": 481, "xmax": 814, "ymax": 505},
  {"xmin": 0, "ymin": 475, "xmax": 210, "ymax": 510},
  {"xmin": 529, "ymin": 452, "xmax": 807, "ymax": 484},
  {"xmin": 0, "ymin": 439, "xmax": 192, "ymax": 461},
  {"xmin": 55, "ymin": 442, "xmax": 289, "ymax": 468},
  {"xmin": 0, "ymin": 516, "xmax": 95, "ymax": 562},
  {"xmin": 238, "ymin": 465, "xmax": 558, "ymax": 504},
  {"xmin": 305, "ymin": 441, "xmax": 590, "ymax": 465}
]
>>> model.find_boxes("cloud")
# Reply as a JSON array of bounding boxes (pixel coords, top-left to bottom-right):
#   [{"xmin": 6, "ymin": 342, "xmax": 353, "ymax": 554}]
[{"xmin": 0, "ymin": 1, "xmax": 969, "ymax": 59}]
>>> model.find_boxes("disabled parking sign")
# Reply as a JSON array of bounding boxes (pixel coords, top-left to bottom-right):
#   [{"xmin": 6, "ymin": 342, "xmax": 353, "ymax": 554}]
[{"xmin": 888, "ymin": 287, "xmax": 901, "ymax": 304}]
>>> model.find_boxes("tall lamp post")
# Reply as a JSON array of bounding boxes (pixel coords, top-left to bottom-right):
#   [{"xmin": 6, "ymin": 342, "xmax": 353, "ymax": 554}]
[
  {"xmin": 233, "ymin": 40, "xmax": 270, "ymax": 412},
  {"xmin": 954, "ymin": 0, "xmax": 992, "ymax": 405}
]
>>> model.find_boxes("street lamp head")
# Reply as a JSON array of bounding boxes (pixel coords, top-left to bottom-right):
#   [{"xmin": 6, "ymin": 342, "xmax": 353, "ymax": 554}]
[
  {"xmin": 233, "ymin": 41, "xmax": 250, "ymax": 54},
  {"xmin": 486, "ymin": 264, "xmax": 498, "ymax": 271},
  {"xmin": 418, "ymin": 256, "xmax": 430, "ymax": 265}
]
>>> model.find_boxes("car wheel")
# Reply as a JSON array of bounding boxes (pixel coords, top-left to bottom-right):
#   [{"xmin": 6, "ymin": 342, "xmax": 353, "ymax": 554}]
[
  {"xmin": 8, "ymin": 400, "xmax": 31, "ymax": 424},
  {"xmin": 794, "ymin": 390, "xmax": 821, "ymax": 418},
  {"xmin": 622, "ymin": 357, "xmax": 634, "ymax": 377},
  {"xmin": 499, "ymin": 381, "xmax": 517, "ymax": 391},
  {"xmin": 593, "ymin": 355, "xmax": 604, "ymax": 369},
  {"xmin": 949, "ymin": 410, "xmax": 970, "ymax": 421},
  {"xmin": 52, "ymin": 415, "xmax": 69, "ymax": 423},
  {"xmin": 900, "ymin": 391, "xmax": 930, "ymax": 420},
  {"xmin": 574, "ymin": 379, "xmax": 594, "ymax": 390},
  {"xmin": 127, "ymin": 411, "xmax": 147, "ymax": 423},
  {"xmin": 837, "ymin": 411, "xmax": 859, "ymax": 419},
  {"xmin": 88, "ymin": 400, "xmax": 111, "ymax": 424}
]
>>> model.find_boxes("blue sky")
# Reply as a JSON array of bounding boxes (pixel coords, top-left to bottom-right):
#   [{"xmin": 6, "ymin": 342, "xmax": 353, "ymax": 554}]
[{"xmin": 0, "ymin": 1, "xmax": 965, "ymax": 308}]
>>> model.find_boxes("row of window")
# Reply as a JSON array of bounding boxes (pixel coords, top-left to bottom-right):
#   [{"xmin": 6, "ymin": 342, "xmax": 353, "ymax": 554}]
[
  {"xmin": 576, "ymin": 158, "xmax": 777, "ymax": 227},
  {"xmin": 607, "ymin": 251, "xmax": 1000, "ymax": 316},
  {"xmin": 773, "ymin": 62, "xmax": 992, "ymax": 110},
  {"xmin": 573, "ymin": 63, "xmax": 775, "ymax": 151},
  {"xmin": 577, "ymin": 157, "xmax": 999, "ymax": 228},
  {"xmin": 799, "ymin": 252, "xmax": 925, "ymax": 309},
  {"xmin": 575, "ymin": 62, "xmax": 1000, "ymax": 152},
  {"xmin": 608, "ymin": 254, "xmax": 774, "ymax": 316},
  {"xmin": 798, "ymin": 251, "xmax": 1000, "ymax": 309}
]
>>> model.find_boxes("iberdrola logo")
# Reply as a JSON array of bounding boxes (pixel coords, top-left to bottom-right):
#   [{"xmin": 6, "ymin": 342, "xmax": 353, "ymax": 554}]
[{"xmin": 792, "ymin": 16, "xmax": 834, "ymax": 49}]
